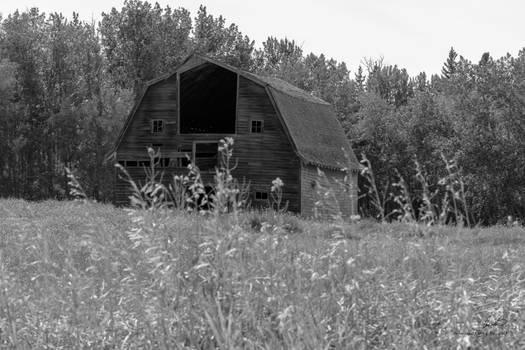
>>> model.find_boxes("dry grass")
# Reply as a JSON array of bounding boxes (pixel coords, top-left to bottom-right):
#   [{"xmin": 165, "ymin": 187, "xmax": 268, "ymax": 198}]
[{"xmin": 1, "ymin": 198, "xmax": 525, "ymax": 349}]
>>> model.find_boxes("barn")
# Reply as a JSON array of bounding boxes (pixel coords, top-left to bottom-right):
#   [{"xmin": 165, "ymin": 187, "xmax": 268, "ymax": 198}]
[{"xmin": 112, "ymin": 54, "xmax": 359, "ymax": 217}]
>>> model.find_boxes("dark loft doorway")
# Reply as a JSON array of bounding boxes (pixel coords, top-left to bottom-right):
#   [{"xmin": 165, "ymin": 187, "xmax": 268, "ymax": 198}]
[{"xmin": 179, "ymin": 63, "xmax": 237, "ymax": 134}]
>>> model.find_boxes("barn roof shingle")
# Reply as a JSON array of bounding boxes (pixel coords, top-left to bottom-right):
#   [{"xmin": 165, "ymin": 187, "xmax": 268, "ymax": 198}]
[{"xmin": 268, "ymin": 88, "xmax": 358, "ymax": 170}]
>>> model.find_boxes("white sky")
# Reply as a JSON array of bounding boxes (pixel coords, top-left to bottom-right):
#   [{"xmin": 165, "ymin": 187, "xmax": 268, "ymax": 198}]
[{"xmin": 1, "ymin": 0, "xmax": 524, "ymax": 76}]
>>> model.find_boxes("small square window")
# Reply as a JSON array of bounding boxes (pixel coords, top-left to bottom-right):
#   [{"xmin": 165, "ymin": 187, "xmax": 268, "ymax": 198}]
[
  {"xmin": 251, "ymin": 120, "xmax": 263, "ymax": 133},
  {"xmin": 152, "ymin": 119, "xmax": 164, "ymax": 134},
  {"xmin": 255, "ymin": 191, "xmax": 268, "ymax": 200}
]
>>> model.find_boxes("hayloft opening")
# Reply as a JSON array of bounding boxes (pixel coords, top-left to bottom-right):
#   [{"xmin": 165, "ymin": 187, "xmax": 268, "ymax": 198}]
[{"xmin": 179, "ymin": 63, "xmax": 237, "ymax": 134}]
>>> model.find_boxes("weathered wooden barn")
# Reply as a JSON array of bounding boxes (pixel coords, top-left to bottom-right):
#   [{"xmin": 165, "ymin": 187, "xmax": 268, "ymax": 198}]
[{"xmin": 112, "ymin": 54, "xmax": 359, "ymax": 217}]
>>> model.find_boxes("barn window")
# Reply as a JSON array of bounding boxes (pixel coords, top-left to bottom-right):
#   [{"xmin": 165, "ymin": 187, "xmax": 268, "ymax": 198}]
[
  {"xmin": 251, "ymin": 120, "xmax": 263, "ymax": 133},
  {"xmin": 126, "ymin": 160, "xmax": 138, "ymax": 167},
  {"xmin": 179, "ymin": 63, "xmax": 237, "ymax": 134},
  {"xmin": 194, "ymin": 142, "xmax": 219, "ymax": 172},
  {"xmin": 152, "ymin": 119, "xmax": 164, "ymax": 134},
  {"xmin": 255, "ymin": 191, "xmax": 268, "ymax": 200}
]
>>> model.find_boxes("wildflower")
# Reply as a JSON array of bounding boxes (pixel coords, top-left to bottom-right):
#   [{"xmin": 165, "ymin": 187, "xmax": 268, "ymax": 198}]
[
  {"xmin": 218, "ymin": 137, "xmax": 234, "ymax": 152},
  {"xmin": 147, "ymin": 146, "xmax": 155, "ymax": 158},
  {"xmin": 271, "ymin": 177, "xmax": 284, "ymax": 192}
]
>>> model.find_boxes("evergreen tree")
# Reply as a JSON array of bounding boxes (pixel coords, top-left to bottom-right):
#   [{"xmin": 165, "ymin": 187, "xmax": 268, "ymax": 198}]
[
  {"xmin": 441, "ymin": 47, "xmax": 458, "ymax": 78},
  {"xmin": 355, "ymin": 65, "xmax": 365, "ymax": 92}
]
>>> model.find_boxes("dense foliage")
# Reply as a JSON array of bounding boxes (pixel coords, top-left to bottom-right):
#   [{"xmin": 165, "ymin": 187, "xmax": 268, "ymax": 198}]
[{"xmin": 1, "ymin": 1, "xmax": 524, "ymax": 223}]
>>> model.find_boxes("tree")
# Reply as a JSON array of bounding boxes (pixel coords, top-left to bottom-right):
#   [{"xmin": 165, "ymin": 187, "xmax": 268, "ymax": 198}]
[
  {"xmin": 366, "ymin": 63, "xmax": 413, "ymax": 107},
  {"xmin": 1, "ymin": 8, "xmax": 48, "ymax": 198},
  {"xmin": 355, "ymin": 65, "xmax": 365, "ymax": 92},
  {"xmin": 100, "ymin": 0, "xmax": 192, "ymax": 96},
  {"xmin": 441, "ymin": 47, "xmax": 458, "ymax": 78},
  {"xmin": 192, "ymin": 5, "xmax": 254, "ymax": 70},
  {"xmin": 413, "ymin": 72, "xmax": 428, "ymax": 92},
  {"xmin": 254, "ymin": 36, "xmax": 306, "ymax": 85},
  {"xmin": 0, "ymin": 58, "xmax": 23, "ymax": 196}
]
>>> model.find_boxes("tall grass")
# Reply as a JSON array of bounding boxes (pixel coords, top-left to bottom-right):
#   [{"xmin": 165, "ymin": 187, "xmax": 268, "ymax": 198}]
[
  {"xmin": 1, "ymin": 199, "xmax": 525, "ymax": 348},
  {"xmin": 361, "ymin": 152, "xmax": 473, "ymax": 227},
  {"xmin": 1, "ymin": 141, "xmax": 524, "ymax": 348}
]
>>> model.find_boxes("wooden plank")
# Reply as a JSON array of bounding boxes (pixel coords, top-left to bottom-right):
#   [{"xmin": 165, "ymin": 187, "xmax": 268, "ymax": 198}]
[{"xmin": 300, "ymin": 164, "xmax": 357, "ymax": 218}]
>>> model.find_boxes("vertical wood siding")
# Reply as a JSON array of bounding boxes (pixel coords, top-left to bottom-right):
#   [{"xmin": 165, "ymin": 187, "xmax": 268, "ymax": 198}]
[
  {"xmin": 300, "ymin": 164, "xmax": 358, "ymax": 218},
  {"xmin": 115, "ymin": 71, "xmax": 301, "ymax": 211},
  {"xmin": 118, "ymin": 74, "xmax": 179, "ymax": 156},
  {"xmin": 234, "ymin": 76, "xmax": 301, "ymax": 212}
]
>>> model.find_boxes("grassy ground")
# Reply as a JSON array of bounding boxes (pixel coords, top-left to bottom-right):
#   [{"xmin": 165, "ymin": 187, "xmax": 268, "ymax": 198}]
[{"xmin": 1, "ymin": 199, "xmax": 525, "ymax": 349}]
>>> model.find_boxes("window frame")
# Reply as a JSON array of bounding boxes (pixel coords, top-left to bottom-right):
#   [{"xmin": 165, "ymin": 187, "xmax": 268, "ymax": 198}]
[
  {"xmin": 151, "ymin": 119, "xmax": 165, "ymax": 135},
  {"xmin": 250, "ymin": 119, "xmax": 264, "ymax": 134},
  {"xmin": 254, "ymin": 191, "xmax": 269, "ymax": 201}
]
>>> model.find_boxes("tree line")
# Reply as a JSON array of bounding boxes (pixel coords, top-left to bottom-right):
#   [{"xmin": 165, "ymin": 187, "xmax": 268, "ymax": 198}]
[{"xmin": 1, "ymin": 1, "xmax": 524, "ymax": 224}]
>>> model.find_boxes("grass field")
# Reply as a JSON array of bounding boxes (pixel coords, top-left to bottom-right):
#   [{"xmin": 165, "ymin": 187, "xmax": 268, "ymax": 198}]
[{"xmin": 1, "ymin": 198, "xmax": 525, "ymax": 349}]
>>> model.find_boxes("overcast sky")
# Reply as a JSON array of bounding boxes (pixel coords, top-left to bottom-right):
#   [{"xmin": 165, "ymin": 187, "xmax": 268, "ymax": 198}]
[{"xmin": 1, "ymin": 0, "xmax": 523, "ymax": 76}]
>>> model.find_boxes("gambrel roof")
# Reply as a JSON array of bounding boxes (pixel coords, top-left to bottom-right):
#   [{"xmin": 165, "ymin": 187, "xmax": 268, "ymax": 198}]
[{"xmin": 113, "ymin": 54, "xmax": 359, "ymax": 170}]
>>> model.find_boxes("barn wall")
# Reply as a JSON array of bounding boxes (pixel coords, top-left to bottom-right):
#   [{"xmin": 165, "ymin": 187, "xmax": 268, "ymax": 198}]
[
  {"xmin": 115, "ymin": 74, "xmax": 179, "ymax": 205},
  {"xmin": 300, "ymin": 164, "xmax": 358, "ymax": 219},
  {"xmin": 115, "ymin": 71, "xmax": 301, "ymax": 211},
  {"xmin": 234, "ymin": 76, "xmax": 301, "ymax": 212},
  {"xmin": 117, "ymin": 74, "xmax": 179, "ymax": 157}
]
